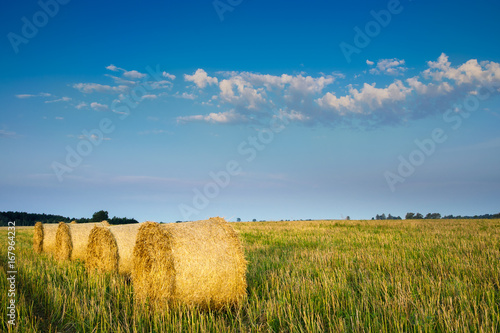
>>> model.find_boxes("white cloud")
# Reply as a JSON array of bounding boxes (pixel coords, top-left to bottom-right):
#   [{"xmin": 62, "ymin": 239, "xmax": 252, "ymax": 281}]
[
  {"xmin": 123, "ymin": 70, "xmax": 147, "ymax": 80},
  {"xmin": 45, "ymin": 97, "xmax": 72, "ymax": 103},
  {"xmin": 73, "ymin": 83, "xmax": 129, "ymax": 94},
  {"xmin": 218, "ymin": 76, "xmax": 267, "ymax": 110},
  {"xmin": 55, "ymin": 117, "xmax": 64, "ymax": 120},
  {"xmin": 274, "ymin": 109, "xmax": 310, "ymax": 122},
  {"xmin": 369, "ymin": 58, "xmax": 407, "ymax": 76},
  {"xmin": 75, "ymin": 102, "xmax": 88, "ymax": 109},
  {"xmin": 406, "ymin": 77, "xmax": 453, "ymax": 96},
  {"xmin": 15, "ymin": 92, "xmax": 51, "ymax": 99},
  {"xmin": 105, "ymin": 74, "xmax": 137, "ymax": 85},
  {"xmin": 174, "ymin": 92, "xmax": 196, "ymax": 100},
  {"xmin": 184, "ymin": 69, "xmax": 218, "ymax": 88},
  {"xmin": 148, "ymin": 80, "xmax": 173, "ymax": 90},
  {"xmin": 141, "ymin": 94, "xmax": 157, "ymax": 100},
  {"xmin": 235, "ymin": 72, "xmax": 335, "ymax": 95},
  {"xmin": 424, "ymin": 53, "xmax": 500, "ymax": 88},
  {"xmin": 106, "ymin": 64, "xmax": 120, "ymax": 71},
  {"xmin": 316, "ymin": 92, "xmax": 356, "ymax": 113},
  {"xmin": 177, "ymin": 109, "xmax": 247, "ymax": 124},
  {"xmin": 163, "ymin": 72, "xmax": 176, "ymax": 80},
  {"xmin": 317, "ymin": 80, "xmax": 412, "ymax": 114},
  {"xmin": 90, "ymin": 102, "xmax": 109, "ymax": 111}
]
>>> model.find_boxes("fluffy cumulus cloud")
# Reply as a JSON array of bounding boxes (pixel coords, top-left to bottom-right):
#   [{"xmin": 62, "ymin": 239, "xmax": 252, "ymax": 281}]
[
  {"xmin": 26, "ymin": 54, "xmax": 500, "ymax": 128},
  {"xmin": 184, "ymin": 69, "xmax": 218, "ymax": 88},
  {"xmin": 123, "ymin": 70, "xmax": 147, "ymax": 80},
  {"xmin": 163, "ymin": 72, "xmax": 176, "ymax": 80},
  {"xmin": 316, "ymin": 80, "xmax": 411, "ymax": 115},
  {"xmin": 424, "ymin": 53, "xmax": 500, "ymax": 88},
  {"xmin": 368, "ymin": 58, "xmax": 407, "ymax": 76},
  {"xmin": 179, "ymin": 54, "xmax": 500, "ymax": 126},
  {"xmin": 178, "ymin": 71, "xmax": 339, "ymax": 124},
  {"xmin": 90, "ymin": 102, "xmax": 109, "ymax": 111}
]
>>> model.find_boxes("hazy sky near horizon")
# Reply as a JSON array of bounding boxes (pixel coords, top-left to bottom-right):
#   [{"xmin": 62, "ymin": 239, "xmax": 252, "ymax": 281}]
[{"xmin": 1, "ymin": 0, "xmax": 500, "ymax": 222}]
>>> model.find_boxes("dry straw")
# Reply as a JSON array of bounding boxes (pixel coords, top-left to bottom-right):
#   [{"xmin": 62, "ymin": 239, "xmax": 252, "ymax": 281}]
[
  {"xmin": 133, "ymin": 217, "xmax": 247, "ymax": 309},
  {"xmin": 33, "ymin": 222, "xmax": 59, "ymax": 254},
  {"xmin": 55, "ymin": 221, "xmax": 110, "ymax": 261},
  {"xmin": 86, "ymin": 223, "xmax": 141, "ymax": 276}
]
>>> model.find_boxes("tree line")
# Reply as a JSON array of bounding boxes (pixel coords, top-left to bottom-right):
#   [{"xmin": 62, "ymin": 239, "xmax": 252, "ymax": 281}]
[
  {"xmin": 0, "ymin": 210, "xmax": 138, "ymax": 227},
  {"xmin": 372, "ymin": 212, "xmax": 500, "ymax": 220}
]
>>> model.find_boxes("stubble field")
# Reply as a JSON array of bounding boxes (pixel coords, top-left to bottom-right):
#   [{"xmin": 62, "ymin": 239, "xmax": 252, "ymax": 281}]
[{"xmin": 1, "ymin": 219, "xmax": 499, "ymax": 332}]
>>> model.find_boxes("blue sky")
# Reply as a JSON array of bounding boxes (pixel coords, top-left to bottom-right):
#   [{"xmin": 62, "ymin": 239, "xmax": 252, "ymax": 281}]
[{"xmin": 1, "ymin": 0, "xmax": 499, "ymax": 222}]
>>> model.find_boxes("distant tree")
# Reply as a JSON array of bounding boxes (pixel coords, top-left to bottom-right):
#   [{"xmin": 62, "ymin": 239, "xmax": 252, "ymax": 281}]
[
  {"xmin": 380, "ymin": 213, "xmax": 386, "ymax": 220},
  {"xmin": 414, "ymin": 213, "xmax": 423, "ymax": 219},
  {"xmin": 346, "ymin": 216, "xmax": 350, "ymax": 220},
  {"xmin": 236, "ymin": 218, "xmax": 241, "ymax": 222},
  {"xmin": 388, "ymin": 214, "xmax": 393, "ymax": 220},
  {"xmin": 375, "ymin": 214, "xmax": 380, "ymax": 220},
  {"xmin": 108, "ymin": 216, "xmax": 138, "ymax": 225},
  {"xmin": 92, "ymin": 210, "xmax": 109, "ymax": 222},
  {"xmin": 252, "ymin": 219, "xmax": 257, "ymax": 222},
  {"xmin": 406, "ymin": 212, "xmax": 415, "ymax": 219}
]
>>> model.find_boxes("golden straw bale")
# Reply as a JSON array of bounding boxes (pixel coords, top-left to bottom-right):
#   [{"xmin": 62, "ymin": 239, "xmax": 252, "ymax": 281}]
[
  {"xmin": 33, "ymin": 222, "xmax": 44, "ymax": 254},
  {"xmin": 70, "ymin": 220, "xmax": 77, "ymax": 224},
  {"xmin": 55, "ymin": 222, "xmax": 109, "ymax": 261},
  {"xmin": 33, "ymin": 222, "xmax": 59, "ymax": 254},
  {"xmin": 133, "ymin": 217, "xmax": 247, "ymax": 309},
  {"xmin": 86, "ymin": 223, "xmax": 141, "ymax": 276}
]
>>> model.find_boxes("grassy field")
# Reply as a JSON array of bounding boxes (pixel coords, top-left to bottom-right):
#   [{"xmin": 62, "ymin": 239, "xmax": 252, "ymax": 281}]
[{"xmin": 1, "ymin": 219, "xmax": 499, "ymax": 332}]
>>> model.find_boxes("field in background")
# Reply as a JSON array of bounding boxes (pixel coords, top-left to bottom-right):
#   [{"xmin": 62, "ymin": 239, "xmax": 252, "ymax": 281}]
[{"xmin": 1, "ymin": 219, "xmax": 499, "ymax": 332}]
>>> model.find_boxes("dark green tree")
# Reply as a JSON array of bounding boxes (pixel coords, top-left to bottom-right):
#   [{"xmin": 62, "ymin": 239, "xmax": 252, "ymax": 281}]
[
  {"xmin": 92, "ymin": 210, "xmax": 109, "ymax": 222},
  {"xmin": 405, "ymin": 212, "xmax": 415, "ymax": 219},
  {"xmin": 415, "ymin": 213, "xmax": 423, "ymax": 219}
]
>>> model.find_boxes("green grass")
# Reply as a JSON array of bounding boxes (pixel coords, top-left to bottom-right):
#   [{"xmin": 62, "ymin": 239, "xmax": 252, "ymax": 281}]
[{"xmin": 1, "ymin": 219, "xmax": 499, "ymax": 332}]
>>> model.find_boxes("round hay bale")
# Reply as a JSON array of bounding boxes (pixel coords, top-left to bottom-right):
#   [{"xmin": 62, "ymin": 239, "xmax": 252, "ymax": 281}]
[
  {"xmin": 55, "ymin": 222, "xmax": 109, "ymax": 261},
  {"xmin": 86, "ymin": 224, "xmax": 141, "ymax": 276},
  {"xmin": 70, "ymin": 220, "xmax": 77, "ymax": 224},
  {"xmin": 33, "ymin": 222, "xmax": 44, "ymax": 254},
  {"xmin": 33, "ymin": 222, "xmax": 59, "ymax": 254},
  {"xmin": 133, "ymin": 217, "xmax": 247, "ymax": 309}
]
